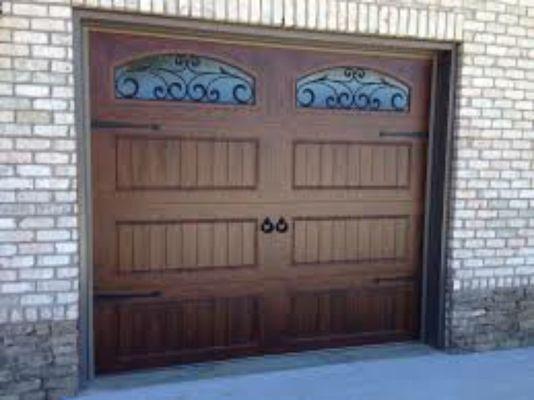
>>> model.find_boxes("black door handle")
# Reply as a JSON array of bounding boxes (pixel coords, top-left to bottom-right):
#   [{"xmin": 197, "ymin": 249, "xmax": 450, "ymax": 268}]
[
  {"xmin": 275, "ymin": 217, "xmax": 289, "ymax": 233},
  {"xmin": 261, "ymin": 217, "xmax": 275, "ymax": 233}
]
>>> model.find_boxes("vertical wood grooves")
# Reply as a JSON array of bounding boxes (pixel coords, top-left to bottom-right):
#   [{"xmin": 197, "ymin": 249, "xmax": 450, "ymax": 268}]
[
  {"xmin": 109, "ymin": 296, "xmax": 260, "ymax": 357},
  {"xmin": 289, "ymin": 285, "xmax": 416, "ymax": 339},
  {"xmin": 116, "ymin": 136, "xmax": 258, "ymax": 190},
  {"xmin": 293, "ymin": 141, "xmax": 412, "ymax": 189},
  {"xmin": 293, "ymin": 216, "xmax": 409, "ymax": 265},
  {"xmin": 116, "ymin": 220, "xmax": 257, "ymax": 272}
]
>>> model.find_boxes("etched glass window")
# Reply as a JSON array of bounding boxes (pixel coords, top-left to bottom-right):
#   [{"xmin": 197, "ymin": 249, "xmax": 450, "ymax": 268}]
[
  {"xmin": 114, "ymin": 54, "xmax": 255, "ymax": 105},
  {"xmin": 296, "ymin": 67, "xmax": 410, "ymax": 112}
]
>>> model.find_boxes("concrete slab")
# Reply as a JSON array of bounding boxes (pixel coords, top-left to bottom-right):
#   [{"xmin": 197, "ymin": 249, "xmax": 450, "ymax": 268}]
[{"xmin": 74, "ymin": 343, "xmax": 534, "ymax": 400}]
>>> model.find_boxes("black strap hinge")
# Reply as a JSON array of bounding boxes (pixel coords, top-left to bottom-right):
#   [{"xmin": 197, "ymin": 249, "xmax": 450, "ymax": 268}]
[{"xmin": 91, "ymin": 120, "xmax": 160, "ymax": 131}]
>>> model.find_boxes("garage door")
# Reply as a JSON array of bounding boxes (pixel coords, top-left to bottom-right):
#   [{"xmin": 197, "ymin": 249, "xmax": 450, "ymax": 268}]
[{"xmin": 91, "ymin": 30, "xmax": 431, "ymax": 373}]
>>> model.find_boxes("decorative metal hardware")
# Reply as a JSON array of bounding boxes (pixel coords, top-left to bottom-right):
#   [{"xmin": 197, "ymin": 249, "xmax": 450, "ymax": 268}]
[
  {"xmin": 296, "ymin": 67, "xmax": 410, "ymax": 112},
  {"xmin": 91, "ymin": 120, "xmax": 160, "ymax": 131},
  {"xmin": 380, "ymin": 131, "xmax": 428, "ymax": 138},
  {"xmin": 261, "ymin": 217, "xmax": 275, "ymax": 234},
  {"xmin": 275, "ymin": 217, "xmax": 289, "ymax": 233},
  {"xmin": 115, "ymin": 53, "xmax": 255, "ymax": 105},
  {"xmin": 94, "ymin": 290, "xmax": 162, "ymax": 300}
]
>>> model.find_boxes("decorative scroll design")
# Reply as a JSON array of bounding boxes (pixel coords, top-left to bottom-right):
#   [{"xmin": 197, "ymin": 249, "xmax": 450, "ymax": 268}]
[
  {"xmin": 114, "ymin": 54, "xmax": 255, "ymax": 105},
  {"xmin": 296, "ymin": 67, "xmax": 410, "ymax": 112}
]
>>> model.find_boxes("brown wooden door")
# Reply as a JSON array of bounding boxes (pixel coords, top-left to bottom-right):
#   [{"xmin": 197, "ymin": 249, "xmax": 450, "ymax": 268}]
[{"xmin": 91, "ymin": 30, "xmax": 431, "ymax": 373}]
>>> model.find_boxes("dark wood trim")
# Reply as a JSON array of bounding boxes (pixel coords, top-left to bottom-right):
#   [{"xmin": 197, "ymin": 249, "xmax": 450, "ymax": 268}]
[
  {"xmin": 73, "ymin": 8, "xmax": 457, "ymax": 381},
  {"xmin": 73, "ymin": 21, "xmax": 94, "ymax": 383},
  {"xmin": 419, "ymin": 53, "xmax": 438, "ymax": 346},
  {"xmin": 421, "ymin": 48, "xmax": 457, "ymax": 348}
]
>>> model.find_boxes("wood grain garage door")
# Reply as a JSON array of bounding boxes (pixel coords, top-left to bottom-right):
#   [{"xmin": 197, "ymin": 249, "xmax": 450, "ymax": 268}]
[{"xmin": 91, "ymin": 30, "xmax": 431, "ymax": 373}]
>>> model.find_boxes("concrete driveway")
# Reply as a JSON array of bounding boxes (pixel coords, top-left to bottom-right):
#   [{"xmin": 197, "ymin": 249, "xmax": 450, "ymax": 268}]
[{"xmin": 74, "ymin": 344, "xmax": 534, "ymax": 400}]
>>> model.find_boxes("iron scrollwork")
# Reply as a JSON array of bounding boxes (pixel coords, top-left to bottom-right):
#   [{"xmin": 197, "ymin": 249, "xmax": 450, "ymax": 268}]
[
  {"xmin": 296, "ymin": 67, "xmax": 410, "ymax": 112},
  {"xmin": 115, "ymin": 53, "xmax": 255, "ymax": 105}
]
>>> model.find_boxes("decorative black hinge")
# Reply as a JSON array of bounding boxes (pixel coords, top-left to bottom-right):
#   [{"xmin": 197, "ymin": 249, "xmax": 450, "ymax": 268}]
[
  {"xmin": 94, "ymin": 290, "xmax": 162, "ymax": 300},
  {"xmin": 91, "ymin": 120, "xmax": 160, "ymax": 131}
]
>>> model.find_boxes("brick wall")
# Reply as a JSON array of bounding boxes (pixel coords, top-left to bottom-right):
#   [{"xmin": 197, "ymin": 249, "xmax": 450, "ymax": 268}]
[
  {"xmin": 0, "ymin": 1, "xmax": 78, "ymax": 398},
  {"xmin": 0, "ymin": 0, "xmax": 533, "ymax": 398}
]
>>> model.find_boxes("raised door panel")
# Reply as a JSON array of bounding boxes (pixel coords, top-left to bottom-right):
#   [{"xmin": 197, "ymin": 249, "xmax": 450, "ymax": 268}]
[
  {"xmin": 116, "ymin": 219, "xmax": 257, "ymax": 273},
  {"xmin": 293, "ymin": 141, "xmax": 411, "ymax": 189},
  {"xmin": 93, "ymin": 130, "xmax": 273, "ymax": 206},
  {"xmin": 117, "ymin": 137, "xmax": 258, "ymax": 190},
  {"xmin": 288, "ymin": 137, "xmax": 426, "ymax": 205},
  {"xmin": 286, "ymin": 284, "xmax": 418, "ymax": 343},
  {"xmin": 95, "ymin": 295, "xmax": 262, "ymax": 372},
  {"xmin": 292, "ymin": 216, "xmax": 409, "ymax": 265}
]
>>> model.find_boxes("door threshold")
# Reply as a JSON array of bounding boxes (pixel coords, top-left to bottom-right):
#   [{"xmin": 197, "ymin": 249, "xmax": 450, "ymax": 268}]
[{"xmin": 83, "ymin": 342, "xmax": 436, "ymax": 394}]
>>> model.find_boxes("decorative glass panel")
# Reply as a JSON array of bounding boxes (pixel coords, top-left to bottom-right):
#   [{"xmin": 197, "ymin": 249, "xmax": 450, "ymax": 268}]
[
  {"xmin": 296, "ymin": 67, "xmax": 410, "ymax": 112},
  {"xmin": 115, "ymin": 54, "xmax": 255, "ymax": 105}
]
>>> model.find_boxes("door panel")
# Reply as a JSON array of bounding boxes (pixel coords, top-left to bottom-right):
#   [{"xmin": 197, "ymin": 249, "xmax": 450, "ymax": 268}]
[
  {"xmin": 115, "ymin": 136, "xmax": 258, "ymax": 190},
  {"xmin": 292, "ymin": 216, "xmax": 409, "ymax": 265},
  {"xmin": 115, "ymin": 219, "xmax": 257, "ymax": 272},
  {"xmin": 91, "ymin": 29, "xmax": 431, "ymax": 373},
  {"xmin": 288, "ymin": 284, "xmax": 417, "ymax": 340},
  {"xmin": 293, "ymin": 141, "xmax": 412, "ymax": 189},
  {"xmin": 95, "ymin": 296, "xmax": 262, "ymax": 371}
]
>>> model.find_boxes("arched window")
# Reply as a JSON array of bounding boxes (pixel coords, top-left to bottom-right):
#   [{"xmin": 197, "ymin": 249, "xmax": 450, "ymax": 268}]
[
  {"xmin": 114, "ymin": 53, "xmax": 255, "ymax": 105},
  {"xmin": 296, "ymin": 66, "xmax": 410, "ymax": 112}
]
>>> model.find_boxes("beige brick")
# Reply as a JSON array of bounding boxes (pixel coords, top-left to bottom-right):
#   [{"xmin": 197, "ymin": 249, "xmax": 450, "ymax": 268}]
[
  {"xmin": 30, "ymin": 19, "xmax": 67, "ymax": 32},
  {"xmin": 347, "ymin": 2, "xmax": 357, "ymax": 32},
  {"xmin": 0, "ymin": 152, "xmax": 32, "ymax": 163},
  {"xmin": 418, "ymin": 9, "xmax": 428, "ymax": 38},
  {"xmin": 378, "ymin": 5, "xmax": 388, "ymax": 34},
  {"xmin": 16, "ymin": 111, "xmax": 51, "ymax": 124},
  {"xmin": 14, "ymin": 58, "xmax": 49, "ymax": 71},
  {"xmin": 13, "ymin": 31, "xmax": 49, "ymax": 44},
  {"xmin": 20, "ymin": 294, "xmax": 54, "ymax": 305},
  {"xmin": 0, "ymin": 230, "xmax": 34, "ymax": 242},
  {"xmin": 369, "ymin": 4, "xmax": 378, "ymax": 33},
  {"xmin": 0, "ymin": 43, "xmax": 30, "ymax": 57},
  {"xmin": 388, "ymin": 6, "xmax": 398, "ymax": 35},
  {"xmin": 428, "ymin": 9, "xmax": 438, "ymax": 39},
  {"xmin": 15, "ymin": 84, "xmax": 50, "ymax": 98},
  {"xmin": 17, "ymin": 165, "xmax": 52, "ymax": 177},
  {"xmin": 12, "ymin": 3, "xmax": 48, "ymax": 17},
  {"xmin": 0, "ymin": 16, "xmax": 31, "ymax": 30},
  {"xmin": 31, "ymin": 45, "xmax": 67, "ymax": 59},
  {"xmin": 49, "ymin": 6, "xmax": 72, "ymax": 18},
  {"xmin": 1, "ymin": 282, "xmax": 35, "ymax": 294},
  {"xmin": 397, "ymin": 7, "xmax": 408, "ymax": 36}
]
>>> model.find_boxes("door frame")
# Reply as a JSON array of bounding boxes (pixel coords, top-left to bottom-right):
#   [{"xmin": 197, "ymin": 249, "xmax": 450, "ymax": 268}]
[{"xmin": 73, "ymin": 8, "xmax": 458, "ymax": 383}]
